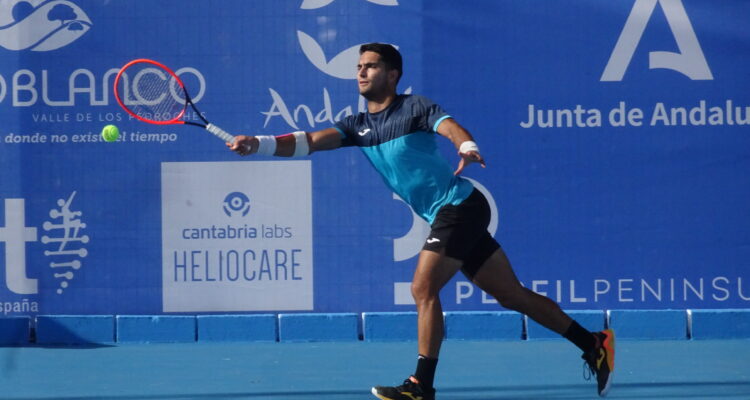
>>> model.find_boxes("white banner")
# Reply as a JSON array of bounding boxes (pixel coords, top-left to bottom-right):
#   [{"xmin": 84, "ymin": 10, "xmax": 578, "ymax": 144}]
[{"xmin": 161, "ymin": 161, "xmax": 313, "ymax": 312}]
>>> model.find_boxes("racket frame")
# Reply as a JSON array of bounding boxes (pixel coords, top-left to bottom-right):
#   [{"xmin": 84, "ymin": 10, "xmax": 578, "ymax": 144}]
[{"xmin": 114, "ymin": 59, "xmax": 235, "ymax": 143}]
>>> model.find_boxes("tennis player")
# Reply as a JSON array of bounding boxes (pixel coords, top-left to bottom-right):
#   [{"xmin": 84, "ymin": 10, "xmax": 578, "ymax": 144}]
[{"xmin": 229, "ymin": 43, "xmax": 615, "ymax": 399}]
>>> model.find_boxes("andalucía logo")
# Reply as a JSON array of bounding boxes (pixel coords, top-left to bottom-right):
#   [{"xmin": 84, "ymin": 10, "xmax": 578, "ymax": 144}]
[
  {"xmin": 300, "ymin": 0, "xmax": 398, "ymax": 10},
  {"xmin": 296, "ymin": 0, "xmax": 398, "ymax": 80},
  {"xmin": 262, "ymin": 0, "xmax": 407, "ymax": 130},
  {"xmin": 601, "ymin": 0, "xmax": 712, "ymax": 81},
  {"xmin": 0, "ymin": 0, "xmax": 92, "ymax": 52}
]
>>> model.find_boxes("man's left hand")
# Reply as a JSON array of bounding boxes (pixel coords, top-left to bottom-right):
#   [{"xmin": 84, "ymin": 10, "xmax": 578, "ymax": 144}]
[{"xmin": 454, "ymin": 150, "xmax": 486, "ymax": 175}]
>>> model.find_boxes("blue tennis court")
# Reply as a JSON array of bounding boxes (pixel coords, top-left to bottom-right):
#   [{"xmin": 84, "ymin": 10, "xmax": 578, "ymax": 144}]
[{"xmin": 2, "ymin": 339, "xmax": 748, "ymax": 399}]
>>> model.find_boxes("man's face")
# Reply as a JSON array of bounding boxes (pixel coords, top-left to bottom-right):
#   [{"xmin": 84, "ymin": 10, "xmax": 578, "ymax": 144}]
[{"xmin": 357, "ymin": 51, "xmax": 396, "ymax": 99}]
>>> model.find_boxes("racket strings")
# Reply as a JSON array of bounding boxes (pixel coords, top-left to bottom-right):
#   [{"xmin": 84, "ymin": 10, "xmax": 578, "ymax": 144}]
[{"xmin": 117, "ymin": 63, "xmax": 186, "ymax": 123}]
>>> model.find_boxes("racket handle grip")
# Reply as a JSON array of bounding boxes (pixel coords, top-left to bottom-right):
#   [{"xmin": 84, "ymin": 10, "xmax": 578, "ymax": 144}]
[{"xmin": 206, "ymin": 123, "xmax": 235, "ymax": 143}]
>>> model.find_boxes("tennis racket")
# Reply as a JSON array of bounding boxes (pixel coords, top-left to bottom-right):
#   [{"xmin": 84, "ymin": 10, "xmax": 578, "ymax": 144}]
[{"xmin": 113, "ymin": 58, "xmax": 235, "ymax": 143}]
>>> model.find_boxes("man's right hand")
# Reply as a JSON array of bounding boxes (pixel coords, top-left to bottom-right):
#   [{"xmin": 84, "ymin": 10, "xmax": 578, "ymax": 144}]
[{"xmin": 227, "ymin": 135, "xmax": 257, "ymax": 156}]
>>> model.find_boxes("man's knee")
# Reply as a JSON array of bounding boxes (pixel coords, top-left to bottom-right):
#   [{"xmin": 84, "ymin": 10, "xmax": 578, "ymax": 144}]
[{"xmin": 411, "ymin": 279, "xmax": 440, "ymax": 304}]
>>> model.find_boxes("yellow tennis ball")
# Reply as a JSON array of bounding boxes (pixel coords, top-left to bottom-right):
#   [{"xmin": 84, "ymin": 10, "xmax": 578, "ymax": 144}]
[{"xmin": 101, "ymin": 124, "xmax": 120, "ymax": 142}]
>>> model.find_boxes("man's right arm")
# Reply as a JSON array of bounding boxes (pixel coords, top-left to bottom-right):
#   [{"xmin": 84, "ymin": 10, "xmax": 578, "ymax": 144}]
[{"xmin": 227, "ymin": 127, "xmax": 343, "ymax": 157}]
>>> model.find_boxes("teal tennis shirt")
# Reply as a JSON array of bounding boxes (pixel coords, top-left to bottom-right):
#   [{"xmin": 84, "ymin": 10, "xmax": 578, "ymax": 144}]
[{"xmin": 334, "ymin": 94, "xmax": 474, "ymax": 224}]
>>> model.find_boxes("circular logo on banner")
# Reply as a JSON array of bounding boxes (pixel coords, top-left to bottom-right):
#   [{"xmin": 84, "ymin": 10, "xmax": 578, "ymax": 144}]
[{"xmin": 222, "ymin": 192, "xmax": 251, "ymax": 217}]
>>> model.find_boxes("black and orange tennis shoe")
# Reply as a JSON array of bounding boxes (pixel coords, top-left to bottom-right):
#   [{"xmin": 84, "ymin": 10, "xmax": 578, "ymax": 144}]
[
  {"xmin": 371, "ymin": 376, "xmax": 435, "ymax": 400},
  {"xmin": 583, "ymin": 329, "xmax": 616, "ymax": 397}
]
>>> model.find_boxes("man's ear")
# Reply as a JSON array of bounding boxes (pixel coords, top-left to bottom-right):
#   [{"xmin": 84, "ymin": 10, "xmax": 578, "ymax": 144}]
[{"xmin": 387, "ymin": 69, "xmax": 399, "ymax": 86}]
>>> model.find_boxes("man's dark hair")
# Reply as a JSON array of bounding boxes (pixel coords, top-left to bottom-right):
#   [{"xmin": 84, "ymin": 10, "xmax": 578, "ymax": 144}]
[{"xmin": 360, "ymin": 43, "xmax": 403, "ymax": 83}]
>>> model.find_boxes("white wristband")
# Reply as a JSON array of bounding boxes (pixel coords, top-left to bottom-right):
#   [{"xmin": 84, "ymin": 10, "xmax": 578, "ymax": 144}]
[
  {"xmin": 459, "ymin": 140, "xmax": 479, "ymax": 154},
  {"xmin": 292, "ymin": 131, "xmax": 309, "ymax": 157},
  {"xmin": 255, "ymin": 135, "xmax": 277, "ymax": 156}
]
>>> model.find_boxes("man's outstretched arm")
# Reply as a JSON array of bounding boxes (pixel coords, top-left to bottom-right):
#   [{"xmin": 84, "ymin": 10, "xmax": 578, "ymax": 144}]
[{"xmin": 227, "ymin": 127, "xmax": 343, "ymax": 157}]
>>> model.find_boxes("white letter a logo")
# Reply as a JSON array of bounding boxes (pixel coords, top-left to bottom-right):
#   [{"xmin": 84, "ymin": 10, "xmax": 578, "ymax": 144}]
[{"xmin": 601, "ymin": 0, "xmax": 712, "ymax": 81}]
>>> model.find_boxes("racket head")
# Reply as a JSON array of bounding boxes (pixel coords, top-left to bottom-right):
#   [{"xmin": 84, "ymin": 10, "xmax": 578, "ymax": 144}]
[{"xmin": 114, "ymin": 59, "xmax": 189, "ymax": 125}]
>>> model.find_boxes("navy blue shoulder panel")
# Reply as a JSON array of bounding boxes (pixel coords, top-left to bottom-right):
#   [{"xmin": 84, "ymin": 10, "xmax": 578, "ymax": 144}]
[{"xmin": 334, "ymin": 95, "xmax": 450, "ymax": 148}]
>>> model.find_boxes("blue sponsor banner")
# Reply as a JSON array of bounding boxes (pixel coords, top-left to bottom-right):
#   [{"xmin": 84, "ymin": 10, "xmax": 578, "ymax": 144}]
[{"xmin": 0, "ymin": 0, "xmax": 748, "ymax": 315}]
